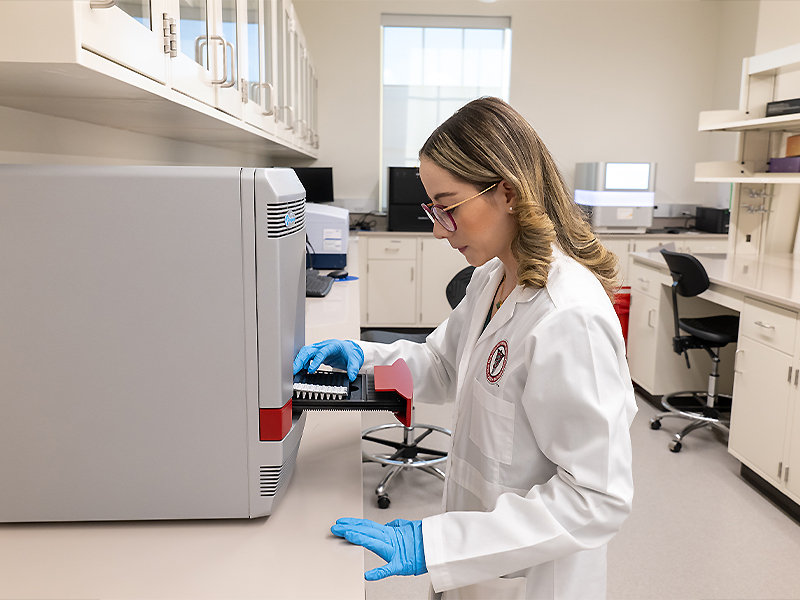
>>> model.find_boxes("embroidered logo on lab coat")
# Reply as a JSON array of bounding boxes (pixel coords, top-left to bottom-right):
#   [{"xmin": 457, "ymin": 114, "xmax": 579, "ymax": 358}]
[{"xmin": 486, "ymin": 340, "xmax": 508, "ymax": 383}]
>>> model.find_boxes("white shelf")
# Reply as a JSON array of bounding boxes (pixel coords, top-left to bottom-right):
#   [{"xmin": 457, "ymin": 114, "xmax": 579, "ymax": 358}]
[
  {"xmin": 694, "ymin": 161, "xmax": 800, "ymax": 184},
  {"xmin": 698, "ymin": 110, "xmax": 800, "ymax": 133}
]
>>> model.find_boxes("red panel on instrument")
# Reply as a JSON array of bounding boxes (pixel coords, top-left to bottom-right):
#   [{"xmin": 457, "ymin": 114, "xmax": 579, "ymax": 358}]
[
  {"xmin": 259, "ymin": 400, "xmax": 293, "ymax": 441},
  {"xmin": 374, "ymin": 359, "xmax": 414, "ymax": 427}
]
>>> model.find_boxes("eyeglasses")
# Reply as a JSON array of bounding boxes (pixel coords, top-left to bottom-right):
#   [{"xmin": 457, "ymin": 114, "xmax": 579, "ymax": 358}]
[{"xmin": 421, "ymin": 182, "xmax": 499, "ymax": 232}]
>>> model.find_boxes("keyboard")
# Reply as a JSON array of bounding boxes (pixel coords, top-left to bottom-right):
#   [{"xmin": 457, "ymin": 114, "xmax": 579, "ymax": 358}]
[{"xmin": 306, "ymin": 269, "xmax": 334, "ymax": 297}]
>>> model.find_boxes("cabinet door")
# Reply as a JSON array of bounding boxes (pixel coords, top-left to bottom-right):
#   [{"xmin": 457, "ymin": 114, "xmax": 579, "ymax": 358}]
[
  {"xmin": 419, "ymin": 238, "xmax": 469, "ymax": 326},
  {"xmin": 728, "ymin": 335, "xmax": 794, "ymax": 486},
  {"xmin": 79, "ymin": 0, "xmax": 169, "ymax": 84},
  {"xmin": 212, "ymin": 0, "xmax": 245, "ymax": 118},
  {"xmin": 274, "ymin": 0, "xmax": 296, "ymax": 143},
  {"xmin": 366, "ymin": 259, "xmax": 416, "ymax": 325},
  {"xmin": 168, "ymin": 0, "xmax": 216, "ymax": 106},
  {"xmin": 598, "ymin": 238, "xmax": 630, "ymax": 284},
  {"xmin": 626, "ymin": 290, "xmax": 658, "ymax": 392},
  {"xmin": 240, "ymin": 0, "xmax": 270, "ymax": 130},
  {"xmin": 786, "ymin": 388, "xmax": 800, "ymax": 499}
]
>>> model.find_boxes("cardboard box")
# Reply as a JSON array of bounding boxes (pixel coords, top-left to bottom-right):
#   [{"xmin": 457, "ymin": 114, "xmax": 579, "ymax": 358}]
[{"xmin": 787, "ymin": 135, "xmax": 800, "ymax": 157}]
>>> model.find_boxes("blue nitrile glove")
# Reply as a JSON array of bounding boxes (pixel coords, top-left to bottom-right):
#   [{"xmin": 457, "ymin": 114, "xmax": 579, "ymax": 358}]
[
  {"xmin": 331, "ymin": 517, "xmax": 427, "ymax": 581},
  {"xmin": 293, "ymin": 339, "xmax": 364, "ymax": 381}
]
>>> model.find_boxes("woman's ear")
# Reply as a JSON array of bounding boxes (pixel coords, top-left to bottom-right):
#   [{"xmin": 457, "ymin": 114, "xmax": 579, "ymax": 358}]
[{"xmin": 499, "ymin": 180, "xmax": 517, "ymax": 211}]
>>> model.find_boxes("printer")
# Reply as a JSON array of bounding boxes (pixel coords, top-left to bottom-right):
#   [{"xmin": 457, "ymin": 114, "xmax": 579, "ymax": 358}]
[
  {"xmin": 574, "ymin": 162, "xmax": 657, "ymax": 233},
  {"xmin": 305, "ymin": 203, "xmax": 349, "ymax": 269}
]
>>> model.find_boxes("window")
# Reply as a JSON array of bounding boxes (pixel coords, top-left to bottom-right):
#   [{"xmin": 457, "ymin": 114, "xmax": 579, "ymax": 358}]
[{"xmin": 381, "ymin": 14, "xmax": 512, "ymax": 209}]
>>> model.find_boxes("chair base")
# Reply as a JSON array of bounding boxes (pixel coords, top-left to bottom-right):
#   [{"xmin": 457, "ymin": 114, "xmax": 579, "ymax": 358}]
[
  {"xmin": 649, "ymin": 390, "xmax": 731, "ymax": 453},
  {"xmin": 362, "ymin": 421, "xmax": 451, "ymax": 509}
]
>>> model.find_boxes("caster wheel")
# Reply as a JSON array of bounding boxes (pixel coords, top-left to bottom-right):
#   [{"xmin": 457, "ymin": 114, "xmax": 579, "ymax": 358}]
[
  {"xmin": 650, "ymin": 419, "xmax": 662, "ymax": 430},
  {"xmin": 669, "ymin": 440, "xmax": 682, "ymax": 453},
  {"xmin": 377, "ymin": 494, "xmax": 391, "ymax": 509}
]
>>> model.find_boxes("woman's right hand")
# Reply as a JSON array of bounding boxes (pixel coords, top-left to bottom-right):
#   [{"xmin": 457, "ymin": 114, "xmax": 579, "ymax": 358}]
[{"xmin": 293, "ymin": 339, "xmax": 364, "ymax": 381}]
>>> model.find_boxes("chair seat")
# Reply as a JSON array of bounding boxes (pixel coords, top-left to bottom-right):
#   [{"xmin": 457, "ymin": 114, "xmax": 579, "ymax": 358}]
[{"xmin": 679, "ymin": 315, "xmax": 739, "ymax": 346}]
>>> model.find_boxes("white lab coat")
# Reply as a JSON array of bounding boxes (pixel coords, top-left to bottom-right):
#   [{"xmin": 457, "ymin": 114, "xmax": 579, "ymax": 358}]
[{"xmin": 356, "ymin": 246, "xmax": 636, "ymax": 600}]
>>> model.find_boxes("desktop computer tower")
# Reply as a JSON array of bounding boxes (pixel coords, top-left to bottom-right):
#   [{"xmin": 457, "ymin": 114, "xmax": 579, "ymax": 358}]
[{"xmin": 388, "ymin": 167, "xmax": 433, "ymax": 232}]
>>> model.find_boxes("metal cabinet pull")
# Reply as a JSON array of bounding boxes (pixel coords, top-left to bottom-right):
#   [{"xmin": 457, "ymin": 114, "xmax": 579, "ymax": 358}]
[
  {"xmin": 647, "ymin": 308, "xmax": 656, "ymax": 328},
  {"xmin": 778, "ymin": 462, "xmax": 783, "ymax": 479},
  {"xmin": 754, "ymin": 320, "xmax": 775, "ymax": 329},
  {"xmin": 383, "ymin": 247, "xmax": 399, "ymax": 253},
  {"xmin": 220, "ymin": 39, "xmax": 236, "ymax": 88},
  {"xmin": 796, "ymin": 369, "xmax": 799, "ymax": 386},
  {"xmin": 786, "ymin": 467, "xmax": 790, "ymax": 483},
  {"xmin": 261, "ymin": 83, "xmax": 275, "ymax": 116},
  {"xmin": 280, "ymin": 106, "xmax": 295, "ymax": 130},
  {"xmin": 410, "ymin": 267, "xmax": 414, "ymax": 282},
  {"xmin": 789, "ymin": 366, "xmax": 793, "ymax": 383},
  {"xmin": 734, "ymin": 349, "xmax": 744, "ymax": 374},
  {"xmin": 201, "ymin": 35, "xmax": 228, "ymax": 85},
  {"xmin": 90, "ymin": 0, "xmax": 116, "ymax": 8}
]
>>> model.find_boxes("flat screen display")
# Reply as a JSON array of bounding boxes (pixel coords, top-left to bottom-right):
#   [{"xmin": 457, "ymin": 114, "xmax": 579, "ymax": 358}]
[
  {"xmin": 293, "ymin": 167, "xmax": 334, "ymax": 203},
  {"xmin": 605, "ymin": 163, "xmax": 651, "ymax": 190}
]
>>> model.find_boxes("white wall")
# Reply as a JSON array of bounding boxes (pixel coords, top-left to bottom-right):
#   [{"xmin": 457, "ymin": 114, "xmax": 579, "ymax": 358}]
[
  {"xmin": 293, "ymin": 0, "xmax": 760, "ymax": 213},
  {"xmin": 756, "ymin": 0, "xmax": 800, "ymax": 54}
]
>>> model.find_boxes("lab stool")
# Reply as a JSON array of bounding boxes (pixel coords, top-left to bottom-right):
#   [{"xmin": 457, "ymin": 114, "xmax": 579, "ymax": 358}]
[{"xmin": 362, "ymin": 407, "xmax": 451, "ymax": 509}]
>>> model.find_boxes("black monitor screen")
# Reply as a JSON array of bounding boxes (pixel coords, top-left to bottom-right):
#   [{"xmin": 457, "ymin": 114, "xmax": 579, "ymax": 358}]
[{"xmin": 293, "ymin": 167, "xmax": 334, "ymax": 203}]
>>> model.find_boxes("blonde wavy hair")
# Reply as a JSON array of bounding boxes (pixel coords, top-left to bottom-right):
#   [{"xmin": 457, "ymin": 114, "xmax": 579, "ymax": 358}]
[{"xmin": 419, "ymin": 97, "xmax": 619, "ymax": 300}]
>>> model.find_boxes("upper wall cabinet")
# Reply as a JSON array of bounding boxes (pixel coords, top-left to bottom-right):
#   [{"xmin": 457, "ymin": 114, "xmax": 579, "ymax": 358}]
[{"xmin": 0, "ymin": 0, "xmax": 318, "ymax": 160}]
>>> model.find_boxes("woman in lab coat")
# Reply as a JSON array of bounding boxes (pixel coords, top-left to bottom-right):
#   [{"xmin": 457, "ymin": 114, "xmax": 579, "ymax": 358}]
[{"xmin": 294, "ymin": 97, "xmax": 637, "ymax": 600}]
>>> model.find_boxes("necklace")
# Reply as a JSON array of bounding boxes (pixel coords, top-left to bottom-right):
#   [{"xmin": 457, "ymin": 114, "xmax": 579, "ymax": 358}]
[{"xmin": 494, "ymin": 274, "xmax": 507, "ymax": 310}]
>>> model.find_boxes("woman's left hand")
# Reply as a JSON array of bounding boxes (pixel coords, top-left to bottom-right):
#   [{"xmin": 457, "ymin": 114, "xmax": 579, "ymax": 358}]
[{"xmin": 331, "ymin": 517, "xmax": 427, "ymax": 580}]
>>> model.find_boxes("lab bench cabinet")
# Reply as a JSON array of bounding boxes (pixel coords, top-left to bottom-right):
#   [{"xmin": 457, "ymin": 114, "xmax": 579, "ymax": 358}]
[
  {"xmin": 729, "ymin": 297, "xmax": 800, "ymax": 502},
  {"xmin": 626, "ymin": 258, "xmax": 736, "ymax": 397},
  {"xmin": 598, "ymin": 234, "xmax": 728, "ymax": 283},
  {"xmin": 358, "ymin": 233, "xmax": 469, "ymax": 329},
  {"xmin": 0, "ymin": 0, "xmax": 318, "ymax": 158}
]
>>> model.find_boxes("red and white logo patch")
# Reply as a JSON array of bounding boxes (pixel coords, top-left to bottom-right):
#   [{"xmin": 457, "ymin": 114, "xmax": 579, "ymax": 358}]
[{"xmin": 486, "ymin": 340, "xmax": 509, "ymax": 383}]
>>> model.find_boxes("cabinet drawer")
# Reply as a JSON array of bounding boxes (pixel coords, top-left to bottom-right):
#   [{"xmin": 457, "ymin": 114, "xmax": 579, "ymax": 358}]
[
  {"xmin": 628, "ymin": 261, "xmax": 665, "ymax": 299},
  {"xmin": 368, "ymin": 237, "xmax": 416, "ymax": 260},
  {"xmin": 682, "ymin": 238, "xmax": 728, "ymax": 254},
  {"xmin": 740, "ymin": 297, "xmax": 797, "ymax": 354}
]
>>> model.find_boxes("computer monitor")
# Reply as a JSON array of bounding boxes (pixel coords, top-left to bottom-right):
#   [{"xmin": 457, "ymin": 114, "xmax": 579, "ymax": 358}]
[{"xmin": 293, "ymin": 167, "xmax": 334, "ymax": 203}]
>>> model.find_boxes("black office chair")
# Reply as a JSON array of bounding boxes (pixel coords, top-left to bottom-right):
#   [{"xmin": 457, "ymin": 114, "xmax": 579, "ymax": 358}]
[
  {"xmin": 650, "ymin": 250, "xmax": 739, "ymax": 452},
  {"xmin": 360, "ymin": 266, "xmax": 474, "ymax": 507}
]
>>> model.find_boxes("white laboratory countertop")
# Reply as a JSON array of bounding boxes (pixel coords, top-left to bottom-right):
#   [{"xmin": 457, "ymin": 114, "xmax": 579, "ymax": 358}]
[
  {"xmin": 631, "ymin": 251, "xmax": 800, "ymax": 311},
  {"xmin": 0, "ymin": 236, "xmax": 365, "ymax": 600}
]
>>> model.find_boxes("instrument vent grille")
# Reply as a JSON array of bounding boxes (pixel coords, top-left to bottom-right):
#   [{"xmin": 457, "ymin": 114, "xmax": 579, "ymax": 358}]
[
  {"xmin": 266, "ymin": 198, "xmax": 305, "ymax": 239},
  {"xmin": 259, "ymin": 444, "xmax": 300, "ymax": 497}
]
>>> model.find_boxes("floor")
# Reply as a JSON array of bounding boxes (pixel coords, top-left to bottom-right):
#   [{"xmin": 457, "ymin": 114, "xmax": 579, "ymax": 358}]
[{"xmin": 358, "ymin": 396, "xmax": 800, "ymax": 600}]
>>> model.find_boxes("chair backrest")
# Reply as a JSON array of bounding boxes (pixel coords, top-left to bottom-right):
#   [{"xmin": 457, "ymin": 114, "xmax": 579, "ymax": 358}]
[
  {"xmin": 446, "ymin": 266, "xmax": 475, "ymax": 309},
  {"xmin": 660, "ymin": 249, "xmax": 709, "ymax": 297}
]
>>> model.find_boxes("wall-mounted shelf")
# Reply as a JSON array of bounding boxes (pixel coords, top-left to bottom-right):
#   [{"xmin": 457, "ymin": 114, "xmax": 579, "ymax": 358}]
[
  {"xmin": 699, "ymin": 110, "xmax": 800, "ymax": 134},
  {"xmin": 695, "ymin": 161, "xmax": 800, "ymax": 184}
]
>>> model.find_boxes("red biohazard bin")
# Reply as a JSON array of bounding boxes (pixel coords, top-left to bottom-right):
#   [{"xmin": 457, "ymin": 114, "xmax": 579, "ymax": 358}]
[{"xmin": 613, "ymin": 286, "xmax": 631, "ymax": 348}]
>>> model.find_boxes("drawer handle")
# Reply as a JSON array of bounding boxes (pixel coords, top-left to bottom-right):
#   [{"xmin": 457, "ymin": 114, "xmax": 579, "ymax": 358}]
[
  {"xmin": 637, "ymin": 277, "xmax": 649, "ymax": 282},
  {"xmin": 383, "ymin": 247, "xmax": 400, "ymax": 253},
  {"xmin": 754, "ymin": 320, "xmax": 775, "ymax": 330}
]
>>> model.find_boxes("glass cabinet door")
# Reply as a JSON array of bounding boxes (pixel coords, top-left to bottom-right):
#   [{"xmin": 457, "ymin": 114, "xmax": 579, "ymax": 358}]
[
  {"xmin": 213, "ymin": 0, "xmax": 243, "ymax": 118},
  {"xmin": 240, "ymin": 0, "xmax": 276, "ymax": 132},
  {"xmin": 275, "ymin": 0, "xmax": 295, "ymax": 143},
  {"xmin": 79, "ymin": 0, "xmax": 169, "ymax": 83},
  {"xmin": 169, "ymin": 0, "xmax": 216, "ymax": 106}
]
